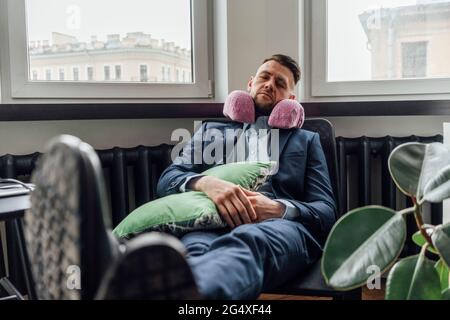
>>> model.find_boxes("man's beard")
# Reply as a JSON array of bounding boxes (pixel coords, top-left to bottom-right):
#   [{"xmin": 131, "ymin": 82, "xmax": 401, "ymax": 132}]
[{"xmin": 254, "ymin": 99, "xmax": 274, "ymax": 117}]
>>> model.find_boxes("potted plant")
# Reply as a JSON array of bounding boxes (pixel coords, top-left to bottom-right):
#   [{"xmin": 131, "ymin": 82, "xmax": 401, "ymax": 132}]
[{"xmin": 321, "ymin": 142, "xmax": 450, "ymax": 300}]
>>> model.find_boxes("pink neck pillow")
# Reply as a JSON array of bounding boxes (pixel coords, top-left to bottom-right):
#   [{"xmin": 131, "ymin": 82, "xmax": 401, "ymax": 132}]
[{"xmin": 223, "ymin": 90, "xmax": 304, "ymax": 129}]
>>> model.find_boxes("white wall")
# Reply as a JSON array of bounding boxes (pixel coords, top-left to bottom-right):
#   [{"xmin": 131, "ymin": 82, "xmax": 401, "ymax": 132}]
[
  {"xmin": 327, "ymin": 116, "xmax": 450, "ymax": 138},
  {"xmin": 0, "ymin": 0, "xmax": 448, "ymax": 156},
  {"xmin": 0, "ymin": 119, "xmax": 198, "ymax": 155}
]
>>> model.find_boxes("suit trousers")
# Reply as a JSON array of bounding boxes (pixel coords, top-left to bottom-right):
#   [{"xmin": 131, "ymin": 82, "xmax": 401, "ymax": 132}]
[{"xmin": 181, "ymin": 219, "xmax": 322, "ymax": 300}]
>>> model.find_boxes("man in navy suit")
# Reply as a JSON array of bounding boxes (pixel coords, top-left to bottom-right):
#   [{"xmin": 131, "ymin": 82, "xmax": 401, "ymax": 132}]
[{"xmin": 157, "ymin": 54, "xmax": 336, "ymax": 299}]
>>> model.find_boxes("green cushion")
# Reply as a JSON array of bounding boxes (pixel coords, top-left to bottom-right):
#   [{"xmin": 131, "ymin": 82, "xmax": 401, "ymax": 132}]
[{"xmin": 112, "ymin": 161, "xmax": 276, "ymax": 238}]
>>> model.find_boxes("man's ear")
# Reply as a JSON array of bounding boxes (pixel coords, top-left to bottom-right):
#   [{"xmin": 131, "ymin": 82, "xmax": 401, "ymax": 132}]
[{"xmin": 247, "ymin": 76, "xmax": 254, "ymax": 92}]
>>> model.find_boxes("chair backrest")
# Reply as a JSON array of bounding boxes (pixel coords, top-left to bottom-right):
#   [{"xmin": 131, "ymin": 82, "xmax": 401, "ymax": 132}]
[
  {"xmin": 302, "ymin": 118, "xmax": 342, "ymax": 219},
  {"xmin": 23, "ymin": 135, "xmax": 115, "ymax": 300}
]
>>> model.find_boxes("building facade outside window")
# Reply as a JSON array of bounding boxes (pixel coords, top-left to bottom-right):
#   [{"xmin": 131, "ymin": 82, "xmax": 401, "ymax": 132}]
[
  {"xmin": 161, "ymin": 66, "xmax": 166, "ymax": 81},
  {"xmin": 402, "ymin": 42, "xmax": 427, "ymax": 79},
  {"xmin": 87, "ymin": 66, "xmax": 94, "ymax": 81},
  {"xmin": 115, "ymin": 65, "xmax": 122, "ymax": 81},
  {"xmin": 59, "ymin": 68, "xmax": 65, "ymax": 81},
  {"xmin": 73, "ymin": 67, "xmax": 80, "ymax": 81},
  {"xmin": 104, "ymin": 66, "xmax": 111, "ymax": 81},
  {"xmin": 140, "ymin": 64, "xmax": 148, "ymax": 82}
]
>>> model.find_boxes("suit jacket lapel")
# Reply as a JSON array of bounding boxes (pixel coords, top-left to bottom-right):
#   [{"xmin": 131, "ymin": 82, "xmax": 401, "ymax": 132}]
[{"xmin": 278, "ymin": 129, "xmax": 294, "ymax": 157}]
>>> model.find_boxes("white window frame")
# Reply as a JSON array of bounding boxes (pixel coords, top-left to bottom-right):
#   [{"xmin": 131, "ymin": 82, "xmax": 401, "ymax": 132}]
[
  {"xmin": 2, "ymin": 0, "xmax": 211, "ymax": 99},
  {"xmin": 31, "ymin": 69, "xmax": 38, "ymax": 81},
  {"xmin": 311, "ymin": 0, "xmax": 450, "ymax": 97}
]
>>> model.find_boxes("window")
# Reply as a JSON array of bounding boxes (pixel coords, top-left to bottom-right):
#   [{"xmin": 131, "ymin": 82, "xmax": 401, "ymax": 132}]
[
  {"xmin": 176, "ymin": 69, "xmax": 180, "ymax": 82},
  {"xmin": 2, "ymin": 0, "xmax": 211, "ymax": 99},
  {"xmin": 104, "ymin": 66, "xmax": 111, "ymax": 81},
  {"xmin": 311, "ymin": 0, "xmax": 450, "ymax": 97},
  {"xmin": 161, "ymin": 66, "xmax": 166, "ymax": 81},
  {"xmin": 115, "ymin": 65, "xmax": 122, "ymax": 81},
  {"xmin": 73, "ymin": 67, "xmax": 79, "ymax": 81},
  {"xmin": 140, "ymin": 65, "xmax": 148, "ymax": 82},
  {"xmin": 45, "ymin": 69, "xmax": 52, "ymax": 80},
  {"xmin": 32, "ymin": 70, "xmax": 38, "ymax": 80},
  {"xmin": 87, "ymin": 66, "xmax": 94, "ymax": 81},
  {"xmin": 59, "ymin": 68, "xmax": 65, "ymax": 80},
  {"xmin": 402, "ymin": 42, "xmax": 427, "ymax": 79}
]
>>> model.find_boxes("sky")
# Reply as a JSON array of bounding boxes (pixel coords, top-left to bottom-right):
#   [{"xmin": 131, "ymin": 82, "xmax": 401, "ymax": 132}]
[{"xmin": 26, "ymin": 0, "xmax": 192, "ymax": 49}]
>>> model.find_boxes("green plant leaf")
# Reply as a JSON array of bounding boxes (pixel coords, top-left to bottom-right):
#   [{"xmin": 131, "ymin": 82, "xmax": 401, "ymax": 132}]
[
  {"xmin": 388, "ymin": 143, "xmax": 426, "ymax": 198},
  {"xmin": 431, "ymin": 223, "xmax": 450, "ymax": 269},
  {"xmin": 386, "ymin": 254, "xmax": 442, "ymax": 300},
  {"xmin": 388, "ymin": 143, "xmax": 450, "ymax": 203},
  {"xmin": 442, "ymin": 289, "xmax": 450, "ymax": 300},
  {"xmin": 435, "ymin": 259, "xmax": 450, "ymax": 291},
  {"xmin": 322, "ymin": 206, "xmax": 406, "ymax": 290},
  {"xmin": 422, "ymin": 165, "xmax": 450, "ymax": 203},
  {"xmin": 412, "ymin": 231, "xmax": 438, "ymax": 254}
]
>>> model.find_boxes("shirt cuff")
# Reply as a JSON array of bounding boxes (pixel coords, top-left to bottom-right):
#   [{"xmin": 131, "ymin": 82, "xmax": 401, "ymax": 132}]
[
  {"xmin": 179, "ymin": 174, "xmax": 205, "ymax": 192},
  {"xmin": 275, "ymin": 199, "xmax": 300, "ymax": 221}
]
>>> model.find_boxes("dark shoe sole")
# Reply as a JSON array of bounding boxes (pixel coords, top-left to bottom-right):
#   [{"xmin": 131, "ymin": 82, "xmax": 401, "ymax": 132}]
[
  {"xmin": 97, "ymin": 233, "xmax": 201, "ymax": 300},
  {"xmin": 24, "ymin": 142, "xmax": 82, "ymax": 300}
]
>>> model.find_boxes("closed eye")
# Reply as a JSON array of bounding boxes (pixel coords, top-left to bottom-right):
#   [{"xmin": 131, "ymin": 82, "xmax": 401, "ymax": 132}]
[
  {"xmin": 276, "ymin": 77, "xmax": 287, "ymax": 89},
  {"xmin": 277, "ymin": 81, "xmax": 287, "ymax": 89}
]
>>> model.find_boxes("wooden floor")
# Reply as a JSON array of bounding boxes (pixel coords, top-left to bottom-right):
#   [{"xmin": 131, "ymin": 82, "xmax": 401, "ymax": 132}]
[{"xmin": 258, "ymin": 279, "xmax": 386, "ymax": 300}]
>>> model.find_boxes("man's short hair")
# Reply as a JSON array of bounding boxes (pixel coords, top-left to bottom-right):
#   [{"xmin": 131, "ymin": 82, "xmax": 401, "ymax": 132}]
[{"xmin": 263, "ymin": 54, "xmax": 301, "ymax": 85}]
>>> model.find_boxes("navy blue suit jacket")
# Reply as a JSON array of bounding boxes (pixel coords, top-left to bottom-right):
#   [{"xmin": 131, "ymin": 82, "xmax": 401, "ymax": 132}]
[{"xmin": 157, "ymin": 120, "xmax": 336, "ymax": 245}]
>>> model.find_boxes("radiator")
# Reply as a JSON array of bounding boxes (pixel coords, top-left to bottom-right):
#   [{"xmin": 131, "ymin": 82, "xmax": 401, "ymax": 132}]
[
  {"xmin": 337, "ymin": 135, "xmax": 442, "ymax": 218},
  {"xmin": 337, "ymin": 135, "xmax": 443, "ymax": 257},
  {"xmin": 0, "ymin": 145, "xmax": 174, "ymax": 227}
]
